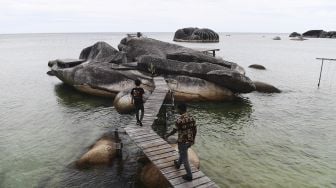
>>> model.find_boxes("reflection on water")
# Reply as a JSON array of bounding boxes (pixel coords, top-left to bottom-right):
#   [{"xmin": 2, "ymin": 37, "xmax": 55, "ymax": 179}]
[
  {"xmin": 191, "ymin": 97, "xmax": 253, "ymax": 137},
  {"xmin": 54, "ymin": 83, "xmax": 113, "ymax": 108},
  {"xmin": 53, "ymin": 83, "xmax": 132, "ymax": 129},
  {"xmin": 189, "ymin": 99, "xmax": 257, "ymax": 188},
  {"xmin": 155, "ymin": 97, "xmax": 253, "ymax": 136},
  {"xmin": 191, "ymin": 97, "xmax": 253, "ymax": 122}
]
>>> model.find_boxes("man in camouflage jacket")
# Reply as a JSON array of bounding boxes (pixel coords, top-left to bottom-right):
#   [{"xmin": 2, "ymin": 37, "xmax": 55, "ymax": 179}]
[{"xmin": 165, "ymin": 103, "xmax": 197, "ymax": 181}]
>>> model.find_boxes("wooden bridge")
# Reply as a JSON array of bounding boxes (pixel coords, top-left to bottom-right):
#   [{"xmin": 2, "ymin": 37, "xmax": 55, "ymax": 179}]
[{"xmin": 124, "ymin": 77, "xmax": 219, "ymax": 188}]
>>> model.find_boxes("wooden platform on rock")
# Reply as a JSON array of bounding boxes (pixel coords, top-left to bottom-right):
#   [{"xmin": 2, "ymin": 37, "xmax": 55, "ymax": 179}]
[
  {"xmin": 124, "ymin": 77, "xmax": 219, "ymax": 188},
  {"xmin": 192, "ymin": 48, "xmax": 220, "ymax": 57}
]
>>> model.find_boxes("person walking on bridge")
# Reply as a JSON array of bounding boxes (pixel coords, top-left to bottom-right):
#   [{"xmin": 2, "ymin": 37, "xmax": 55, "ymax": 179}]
[
  {"xmin": 131, "ymin": 79, "xmax": 145, "ymax": 126},
  {"xmin": 165, "ymin": 103, "xmax": 197, "ymax": 181}
]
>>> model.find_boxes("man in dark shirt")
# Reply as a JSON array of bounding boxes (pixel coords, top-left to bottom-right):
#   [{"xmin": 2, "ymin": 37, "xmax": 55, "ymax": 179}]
[
  {"xmin": 165, "ymin": 103, "xmax": 197, "ymax": 181},
  {"xmin": 131, "ymin": 79, "xmax": 145, "ymax": 126}
]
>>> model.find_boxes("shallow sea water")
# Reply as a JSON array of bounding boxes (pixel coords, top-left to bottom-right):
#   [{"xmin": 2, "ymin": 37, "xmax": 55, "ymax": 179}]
[{"xmin": 0, "ymin": 32, "xmax": 336, "ymax": 188}]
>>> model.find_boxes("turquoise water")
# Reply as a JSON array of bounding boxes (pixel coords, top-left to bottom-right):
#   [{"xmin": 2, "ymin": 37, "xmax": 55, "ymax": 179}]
[{"xmin": 1, "ymin": 33, "xmax": 336, "ymax": 187}]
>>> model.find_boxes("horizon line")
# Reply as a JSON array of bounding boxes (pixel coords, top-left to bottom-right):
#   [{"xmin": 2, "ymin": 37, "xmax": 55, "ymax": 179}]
[{"xmin": 0, "ymin": 31, "xmax": 293, "ymax": 35}]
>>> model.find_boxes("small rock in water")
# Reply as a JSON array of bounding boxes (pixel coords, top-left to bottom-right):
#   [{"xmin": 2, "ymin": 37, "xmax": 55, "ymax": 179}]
[
  {"xmin": 139, "ymin": 143, "xmax": 200, "ymax": 188},
  {"xmin": 273, "ymin": 36, "xmax": 281, "ymax": 40},
  {"xmin": 289, "ymin": 32, "xmax": 301, "ymax": 37},
  {"xmin": 113, "ymin": 88, "xmax": 151, "ymax": 114},
  {"xmin": 253, "ymin": 81, "xmax": 281, "ymax": 93},
  {"xmin": 75, "ymin": 135, "xmax": 117, "ymax": 168},
  {"xmin": 46, "ymin": 71, "xmax": 55, "ymax": 76},
  {"xmin": 248, "ymin": 64, "xmax": 266, "ymax": 70}
]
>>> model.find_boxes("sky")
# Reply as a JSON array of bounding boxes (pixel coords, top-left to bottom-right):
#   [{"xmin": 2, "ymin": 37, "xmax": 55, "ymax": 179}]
[{"xmin": 0, "ymin": 0, "xmax": 336, "ymax": 34}]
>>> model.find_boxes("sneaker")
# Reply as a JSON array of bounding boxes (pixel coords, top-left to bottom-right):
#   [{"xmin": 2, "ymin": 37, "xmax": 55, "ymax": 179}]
[
  {"xmin": 174, "ymin": 160, "xmax": 180, "ymax": 169},
  {"xmin": 182, "ymin": 175, "xmax": 192, "ymax": 181}
]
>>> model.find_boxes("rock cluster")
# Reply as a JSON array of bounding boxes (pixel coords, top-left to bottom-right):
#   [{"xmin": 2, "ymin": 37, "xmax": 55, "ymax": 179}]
[
  {"xmin": 290, "ymin": 30, "xmax": 336, "ymax": 38},
  {"xmin": 173, "ymin": 27, "xmax": 219, "ymax": 42},
  {"xmin": 48, "ymin": 36, "xmax": 281, "ymax": 111}
]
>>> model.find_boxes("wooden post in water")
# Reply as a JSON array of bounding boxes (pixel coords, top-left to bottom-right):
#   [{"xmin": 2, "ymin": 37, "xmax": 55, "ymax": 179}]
[
  {"xmin": 316, "ymin": 58, "xmax": 336, "ymax": 88},
  {"xmin": 317, "ymin": 59, "xmax": 324, "ymax": 88}
]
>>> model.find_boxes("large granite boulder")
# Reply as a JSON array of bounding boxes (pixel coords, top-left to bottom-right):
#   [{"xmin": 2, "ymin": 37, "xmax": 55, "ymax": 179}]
[
  {"xmin": 166, "ymin": 52, "xmax": 246, "ymax": 73},
  {"xmin": 75, "ymin": 135, "xmax": 117, "ymax": 168},
  {"xmin": 118, "ymin": 37, "xmax": 246, "ymax": 73},
  {"xmin": 289, "ymin": 32, "xmax": 301, "ymax": 37},
  {"xmin": 118, "ymin": 38, "xmax": 255, "ymax": 93},
  {"xmin": 50, "ymin": 61, "xmax": 154, "ymax": 97},
  {"xmin": 79, "ymin": 41, "xmax": 127, "ymax": 64},
  {"xmin": 137, "ymin": 55, "xmax": 255, "ymax": 93},
  {"xmin": 166, "ymin": 75, "xmax": 234, "ymax": 101},
  {"xmin": 118, "ymin": 37, "xmax": 229, "ymax": 66},
  {"xmin": 113, "ymin": 88, "xmax": 152, "ymax": 113},
  {"xmin": 114, "ymin": 75, "xmax": 235, "ymax": 113},
  {"xmin": 49, "ymin": 37, "xmax": 257, "ymax": 102},
  {"xmin": 173, "ymin": 27, "xmax": 219, "ymax": 42},
  {"xmin": 49, "ymin": 41, "xmax": 154, "ymax": 97}
]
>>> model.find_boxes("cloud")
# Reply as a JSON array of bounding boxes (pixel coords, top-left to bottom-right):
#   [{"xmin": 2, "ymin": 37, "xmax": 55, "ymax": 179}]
[{"xmin": 0, "ymin": 0, "xmax": 335, "ymax": 33}]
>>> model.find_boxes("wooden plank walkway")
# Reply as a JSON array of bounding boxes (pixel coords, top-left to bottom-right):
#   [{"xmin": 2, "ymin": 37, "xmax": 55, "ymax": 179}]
[{"xmin": 124, "ymin": 77, "xmax": 219, "ymax": 188}]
